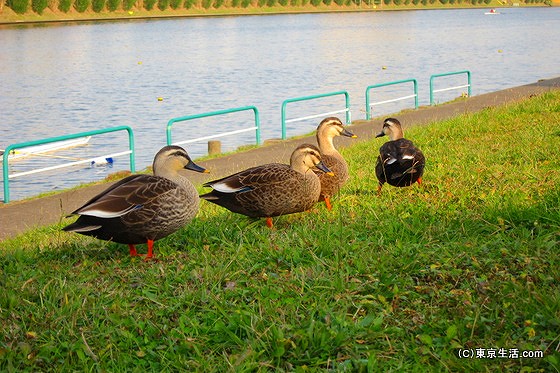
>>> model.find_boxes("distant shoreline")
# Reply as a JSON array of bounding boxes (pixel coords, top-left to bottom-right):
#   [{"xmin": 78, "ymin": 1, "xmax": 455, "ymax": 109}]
[{"xmin": 0, "ymin": 3, "xmax": 553, "ymax": 26}]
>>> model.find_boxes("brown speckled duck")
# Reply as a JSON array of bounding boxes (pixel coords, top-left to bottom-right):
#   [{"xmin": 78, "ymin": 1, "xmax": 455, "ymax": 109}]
[
  {"xmin": 200, "ymin": 144, "xmax": 333, "ymax": 228},
  {"xmin": 375, "ymin": 118, "xmax": 425, "ymax": 193},
  {"xmin": 315, "ymin": 117, "xmax": 357, "ymax": 210},
  {"xmin": 62, "ymin": 145, "xmax": 208, "ymax": 259}
]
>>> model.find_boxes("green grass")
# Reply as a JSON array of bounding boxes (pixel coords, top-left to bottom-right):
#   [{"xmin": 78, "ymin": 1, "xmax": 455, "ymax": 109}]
[{"xmin": 1, "ymin": 92, "xmax": 559, "ymax": 371}]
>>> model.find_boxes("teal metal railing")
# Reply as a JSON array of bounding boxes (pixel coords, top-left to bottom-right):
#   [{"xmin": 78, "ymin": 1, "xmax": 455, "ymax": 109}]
[
  {"xmin": 365, "ymin": 78, "xmax": 419, "ymax": 120},
  {"xmin": 166, "ymin": 106, "xmax": 261, "ymax": 148},
  {"xmin": 280, "ymin": 90, "xmax": 351, "ymax": 140},
  {"xmin": 2, "ymin": 126, "xmax": 135, "ymax": 203},
  {"xmin": 430, "ymin": 70, "xmax": 472, "ymax": 105}
]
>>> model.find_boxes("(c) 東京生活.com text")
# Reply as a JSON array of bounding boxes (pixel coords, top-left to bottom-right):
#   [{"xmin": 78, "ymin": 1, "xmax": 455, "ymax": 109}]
[{"xmin": 457, "ymin": 348, "xmax": 544, "ymax": 359}]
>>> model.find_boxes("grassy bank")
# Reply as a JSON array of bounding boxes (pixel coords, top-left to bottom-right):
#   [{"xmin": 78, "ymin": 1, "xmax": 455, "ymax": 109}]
[{"xmin": 1, "ymin": 91, "xmax": 559, "ymax": 371}]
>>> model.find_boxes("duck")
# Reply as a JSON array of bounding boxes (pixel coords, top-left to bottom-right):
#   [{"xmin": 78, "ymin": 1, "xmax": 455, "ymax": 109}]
[
  {"xmin": 375, "ymin": 117, "xmax": 425, "ymax": 193},
  {"xmin": 315, "ymin": 117, "xmax": 357, "ymax": 210},
  {"xmin": 200, "ymin": 143, "xmax": 333, "ymax": 228},
  {"xmin": 62, "ymin": 145, "xmax": 208, "ymax": 259}
]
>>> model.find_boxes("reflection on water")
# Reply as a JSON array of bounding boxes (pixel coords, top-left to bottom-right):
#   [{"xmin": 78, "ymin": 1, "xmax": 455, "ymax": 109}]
[{"xmin": 1, "ymin": 8, "xmax": 559, "ymax": 200}]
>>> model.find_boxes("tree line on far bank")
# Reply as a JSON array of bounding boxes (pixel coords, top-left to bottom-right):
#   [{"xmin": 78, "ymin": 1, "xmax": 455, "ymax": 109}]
[{"xmin": 4, "ymin": 0, "xmax": 552, "ymax": 17}]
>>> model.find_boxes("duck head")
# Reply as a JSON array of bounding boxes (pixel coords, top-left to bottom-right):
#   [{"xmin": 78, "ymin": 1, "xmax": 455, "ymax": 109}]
[
  {"xmin": 291, "ymin": 143, "xmax": 334, "ymax": 176},
  {"xmin": 152, "ymin": 145, "xmax": 208, "ymax": 178},
  {"xmin": 376, "ymin": 118, "xmax": 404, "ymax": 141},
  {"xmin": 317, "ymin": 117, "xmax": 357, "ymax": 140}
]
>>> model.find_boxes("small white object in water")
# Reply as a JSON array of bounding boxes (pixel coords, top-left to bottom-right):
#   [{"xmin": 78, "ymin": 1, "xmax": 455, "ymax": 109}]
[{"xmin": 90, "ymin": 157, "xmax": 114, "ymax": 167}]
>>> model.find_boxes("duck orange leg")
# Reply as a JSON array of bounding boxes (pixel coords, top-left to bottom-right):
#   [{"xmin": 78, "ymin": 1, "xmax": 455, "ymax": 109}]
[
  {"xmin": 266, "ymin": 217, "xmax": 274, "ymax": 228},
  {"xmin": 417, "ymin": 177, "xmax": 423, "ymax": 185},
  {"xmin": 145, "ymin": 239, "xmax": 155, "ymax": 260},
  {"xmin": 324, "ymin": 197, "xmax": 332, "ymax": 211},
  {"xmin": 129, "ymin": 244, "xmax": 139, "ymax": 257}
]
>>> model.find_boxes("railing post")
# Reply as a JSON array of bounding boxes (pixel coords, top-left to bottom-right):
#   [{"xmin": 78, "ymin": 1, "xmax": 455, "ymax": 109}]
[
  {"xmin": 344, "ymin": 91, "xmax": 351, "ymax": 124},
  {"xmin": 413, "ymin": 78, "xmax": 419, "ymax": 109},
  {"xmin": 466, "ymin": 70, "xmax": 472, "ymax": 98},
  {"xmin": 126, "ymin": 126, "xmax": 136, "ymax": 173},
  {"xmin": 3, "ymin": 148, "xmax": 12, "ymax": 204},
  {"xmin": 252, "ymin": 106, "xmax": 261, "ymax": 146},
  {"xmin": 281, "ymin": 101, "xmax": 289, "ymax": 140},
  {"xmin": 429, "ymin": 76, "xmax": 435, "ymax": 106}
]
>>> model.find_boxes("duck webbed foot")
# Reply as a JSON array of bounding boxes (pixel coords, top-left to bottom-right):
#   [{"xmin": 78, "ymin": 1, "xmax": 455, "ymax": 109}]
[
  {"xmin": 266, "ymin": 217, "xmax": 274, "ymax": 228},
  {"xmin": 128, "ymin": 241, "xmax": 156, "ymax": 261}
]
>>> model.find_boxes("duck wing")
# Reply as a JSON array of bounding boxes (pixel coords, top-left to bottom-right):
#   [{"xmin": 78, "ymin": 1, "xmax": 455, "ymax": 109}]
[
  {"xmin": 396, "ymin": 139, "xmax": 425, "ymax": 176},
  {"xmin": 202, "ymin": 163, "xmax": 309, "ymax": 217},
  {"xmin": 376, "ymin": 139, "xmax": 425, "ymax": 187},
  {"xmin": 203, "ymin": 163, "xmax": 290, "ymax": 193},
  {"xmin": 71, "ymin": 174, "xmax": 178, "ymax": 218}
]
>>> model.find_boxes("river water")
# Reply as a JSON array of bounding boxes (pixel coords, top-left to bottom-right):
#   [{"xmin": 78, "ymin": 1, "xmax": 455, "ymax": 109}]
[{"xmin": 1, "ymin": 7, "xmax": 559, "ymax": 201}]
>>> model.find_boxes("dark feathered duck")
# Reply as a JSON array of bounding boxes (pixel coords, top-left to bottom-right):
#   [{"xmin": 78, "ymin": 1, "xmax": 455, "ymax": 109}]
[
  {"xmin": 200, "ymin": 144, "xmax": 333, "ymax": 228},
  {"xmin": 375, "ymin": 117, "xmax": 425, "ymax": 193},
  {"xmin": 62, "ymin": 145, "xmax": 208, "ymax": 259},
  {"xmin": 315, "ymin": 117, "xmax": 357, "ymax": 211}
]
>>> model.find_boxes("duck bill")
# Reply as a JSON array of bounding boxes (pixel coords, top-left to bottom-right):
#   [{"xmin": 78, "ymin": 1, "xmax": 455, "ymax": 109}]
[
  {"xmin": 186, "ymin": 160, "xmax": 209, "ymax": 173},
  {"xmin": 342, "ymin": 128, "xmax": 358, "ymax": 138},
  {"xmin": 315, "ymin": 161, "xmax": 334, "ymax": 176},
  {"xmin": 375, "ymin": 131, "xmax": 386, "ymax": 138}
]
